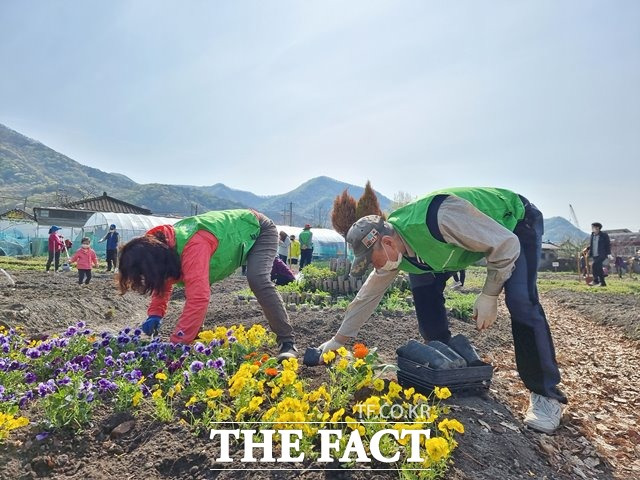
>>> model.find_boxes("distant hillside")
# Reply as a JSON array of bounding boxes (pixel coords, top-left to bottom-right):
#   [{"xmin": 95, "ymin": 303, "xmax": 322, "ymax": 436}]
[
  {"xmin": 0, "ymin": 123, "xmax": 243, "ymax": 216},
  {"xmin": 543, "ymin": 216, "xmax": 589, "ymax": 244},
  {"xmin": 199, "ymin": 176, "xmax": 392, "ymax": 226}
]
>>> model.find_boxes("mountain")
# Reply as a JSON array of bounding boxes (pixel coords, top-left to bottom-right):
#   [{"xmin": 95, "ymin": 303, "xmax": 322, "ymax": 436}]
[
  {"xmin": 199, "ymin": 176, "xmax": 392, "ymax": 226},
  {"xmin": 543, "ymin": 216, "xmax": 589, "ymax": 244},
  {"xmin": 0, "ymin": 124, "xmax": 243, "ymax": 216}
]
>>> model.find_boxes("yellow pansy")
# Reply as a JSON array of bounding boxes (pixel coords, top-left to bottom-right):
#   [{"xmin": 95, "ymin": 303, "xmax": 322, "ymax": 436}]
[
  {"xmin": 152, "ymin": 388, "xmax": 163, "ymax": 399},
  {"xmin": 185, "ymin": 396, "xmax": 198, "ymax": 407},
  {"xmin": 425, "ymin": 436, "xmax": 450, "ymax": 462},
  {"xmin": 330, "ymin": 408, "xmax": 345, "ymax": 424},
  {"xmin": 322, "ymin": 351, "xmax": 336, "ymax": 364},
  {"xmin": 372, "ymin": 378, "xmax": 385, "ymax": 392},
  {"xmin": 154, "ymin": 372, "xmax": 168, "ymax": 381},
  {"xmin": 434, "ymin": 386, "xmax": 451, "ymax": 400},
  {"xmin": 132, "ymin": 391, "xmax": 143, "ymax": 407},
  {"xmin": 336, "ymin": 346, "xmax": 349, "ymax": 357},
  {"xmin": 206, "ymin": 388, "xmax": 223, "ymax": 399}
]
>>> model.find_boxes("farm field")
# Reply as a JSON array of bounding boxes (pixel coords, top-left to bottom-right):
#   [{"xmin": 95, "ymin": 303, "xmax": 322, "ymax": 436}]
[{"xmin": 0, "ymin": 264, "xmax": 638, "ymax": 480}]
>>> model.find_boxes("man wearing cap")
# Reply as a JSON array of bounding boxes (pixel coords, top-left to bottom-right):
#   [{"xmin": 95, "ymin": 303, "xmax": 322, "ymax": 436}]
[
  {"xmin": 299, "ymin": 224, "xmax": 314, "ymax": 269},
  {"xmin": 318, "ymin": 187, "xmax": 567, "ymax": 433},
  {"xmin": 100, "ymin": 224, "xmax": 120, "ymax": 273}
]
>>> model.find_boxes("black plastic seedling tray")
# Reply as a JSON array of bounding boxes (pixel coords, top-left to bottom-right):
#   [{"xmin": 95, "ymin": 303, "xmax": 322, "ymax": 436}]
[
  {"xmin": 396, "ymin": 355, "xmax": 493, "ymax": 392},
  {"xmin": 396, "ymin": 370, "xmax": 491, "ymax": 395}
]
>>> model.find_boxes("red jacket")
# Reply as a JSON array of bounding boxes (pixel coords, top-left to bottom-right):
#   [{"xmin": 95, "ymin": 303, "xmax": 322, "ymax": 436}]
[
  {"xmin": 48, "ymin": 233, "xmax": 64, "ymax": 252},
  {"xmin": 70, "ymin": 247, "xmax": 98, "ymax": 270},
  {"xmin": 145, "ymin": 225, "xmax": 219, "ymax": 344}
]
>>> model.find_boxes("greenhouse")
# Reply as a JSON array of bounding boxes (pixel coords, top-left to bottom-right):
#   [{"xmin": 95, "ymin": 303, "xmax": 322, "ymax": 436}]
[
  {"xmin": 275, "ymin": 225, "xmax": 351, "ymax": 260},
  {"xmin": 82, "ymin": 213, "xmax": 180, "ymax": 257}
]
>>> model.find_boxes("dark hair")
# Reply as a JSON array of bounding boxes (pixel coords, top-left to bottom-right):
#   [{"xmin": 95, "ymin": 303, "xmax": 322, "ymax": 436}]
[
  {"xmin": 117, "ymin": 235, "xmax": 181, "ymax": 295},
  {"xmin": 81, "ymin": 237, "xmax": 91, "ymax": 244},
  {"xmin": 591, "ymin": 222, "xmax": 603, "ymax": 229},
  {"xmin": 279, "ymin": 231, "xmax": 288, "ymax": 241}
]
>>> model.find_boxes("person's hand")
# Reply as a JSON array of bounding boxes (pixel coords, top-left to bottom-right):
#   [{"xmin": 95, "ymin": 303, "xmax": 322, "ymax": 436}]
[
  {"xmin": 141, "ymin": 316, "xmax": 162, "ymax": 336},
  {"xmin": 319, "ymin": 336, "xmax": 345, "ymax": 354},
  {"xmin": 473, "ymin": 293, "xmax": 499, "ymax": 331}
]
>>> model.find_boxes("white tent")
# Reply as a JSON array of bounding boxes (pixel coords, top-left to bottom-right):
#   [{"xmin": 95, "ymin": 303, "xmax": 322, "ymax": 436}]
[
  {"xmin": 275, "ymin": 225, "xmax": 351, "ymax": 260},
  {"xmin": 82, "ymin": 212, "xmax": 181, "ymax": 257}
]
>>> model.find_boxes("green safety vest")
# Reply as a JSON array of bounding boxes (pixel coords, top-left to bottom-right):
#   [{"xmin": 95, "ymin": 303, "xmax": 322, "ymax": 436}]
[
  {"xmin": 173, "ymin": 210, "xmax": 261, "ymax": 283},
  {"xmin": 387, "ymin": 187, "xmax": 525, "ymax": 274},
  {"xmin": 299, "ymin": 230, "xmax": 313, "ymax": 249}
]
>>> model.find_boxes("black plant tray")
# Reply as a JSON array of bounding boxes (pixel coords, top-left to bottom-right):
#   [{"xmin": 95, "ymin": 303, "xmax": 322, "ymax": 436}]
[
  {"xmin": 397, "ymin": 355, "xmax": 493, "ymax": 386},
  {"xmin": 397, "ymin": 370, "xmax": 491, "ymax": 395}
]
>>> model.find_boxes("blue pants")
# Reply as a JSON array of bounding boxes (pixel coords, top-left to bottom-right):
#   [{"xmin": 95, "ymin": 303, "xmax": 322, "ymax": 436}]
[{"xmin": 408, "ymin": 201, "xmax": 566, "ymax": 403}]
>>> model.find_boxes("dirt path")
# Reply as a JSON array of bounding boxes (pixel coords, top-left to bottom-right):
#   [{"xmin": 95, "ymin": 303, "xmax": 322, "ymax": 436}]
[{"xmin": 487, "ymin": 295, "xmax": 640, "ymax": 480}]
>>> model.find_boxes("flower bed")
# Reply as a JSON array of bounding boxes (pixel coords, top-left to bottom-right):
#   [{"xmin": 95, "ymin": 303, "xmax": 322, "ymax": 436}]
[{"xmin": 0, "ymin": 323, "xmax": 463, "ymax": 478}]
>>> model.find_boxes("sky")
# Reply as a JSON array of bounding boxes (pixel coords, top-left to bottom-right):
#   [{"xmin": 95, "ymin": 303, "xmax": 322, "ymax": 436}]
[{"xmin": 1, "ymin": 1, "xmax": 639, "ymax": 230}]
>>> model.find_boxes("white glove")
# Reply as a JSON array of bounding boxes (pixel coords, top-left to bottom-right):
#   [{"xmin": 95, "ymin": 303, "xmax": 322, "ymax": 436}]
[
  {"xmin": 319, "ymin": 336, "xmax": 344, "ymax": 354},
  {"xmin": 473, "ymin": 293, "xmax": 499, "ymax": 331}
]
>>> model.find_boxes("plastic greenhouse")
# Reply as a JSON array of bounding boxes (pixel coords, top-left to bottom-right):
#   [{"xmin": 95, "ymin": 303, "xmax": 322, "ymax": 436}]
[
  {"xmin": 82, "ymin": 213, "xmax": 180, "ymax": 258},
  {"xmin": 275, "ymin": 225, "xmax": 351, "ymax": 260}
]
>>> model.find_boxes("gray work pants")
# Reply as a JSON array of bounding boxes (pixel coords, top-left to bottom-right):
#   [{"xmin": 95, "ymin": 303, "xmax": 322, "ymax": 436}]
[{"xmin": 246, "ymin": 214, "xmax": 295, "ymax": 344}]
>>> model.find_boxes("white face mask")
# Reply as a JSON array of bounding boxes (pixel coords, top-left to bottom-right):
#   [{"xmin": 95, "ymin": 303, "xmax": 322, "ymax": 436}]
[
  {"xmin": 379, "ymin": 243, "xmax": 402, "ymax": 271},
  {"xmin": 82, "ymin": 244, "xmax": 90, "ymax": 249}
]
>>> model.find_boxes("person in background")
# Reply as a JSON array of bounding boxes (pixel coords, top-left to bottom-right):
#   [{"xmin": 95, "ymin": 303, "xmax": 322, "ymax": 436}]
[
  {"xmin": 277, "ymin": 231, "xmax": 291, "ymax": 264},
  {"xmin": 69, "ymin": 237, "xmax": 99, "ymax": 285},
  {"xmin": 117, "ymin": 209, "xmax": 298, "ymax": 360},
  {"xmin": 318, "ymin": 187, "xmax": 567, "ymax": 434},
  {"xmin": 45, "ymin": 226, "xmax": 64, "ymax": 273},
  {"xmin": 614, "ymin": 256, "xmax": 626, "ymax": 278},
  {"xmin": 451, "ymin": 270, "xmax": 466, "ymax": 290},
  {"xmin": 271, "ymin": 256, "xmax": 296, "ymax": 286},
  {"xmin": 289, "ymin": 234, "xmax": 301, "ymax": 269},
  {"xmin": 588, "ymin": 222, "xmax": 610, "ymax": 287},
  {"xmin": 99, "ymin": 224, "xmax": 120, "ymax": 273},
  {"xmin": 299, "ymin": 224, "xmax": 314, "ymax": 269}
]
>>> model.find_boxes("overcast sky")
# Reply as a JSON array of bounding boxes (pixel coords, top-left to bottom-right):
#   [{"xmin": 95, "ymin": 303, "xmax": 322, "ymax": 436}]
[{"xmin": 1, "ymin": 1, "xmax": 638, "ymax": 230}]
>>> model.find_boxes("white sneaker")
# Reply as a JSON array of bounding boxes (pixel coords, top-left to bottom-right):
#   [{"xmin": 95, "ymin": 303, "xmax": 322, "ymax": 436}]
[
  {"xmin": 451, "ymin": 281, "xmax": 463, "ymax": 290},
  {"xmin": 524, "ymin": 392, "xmax": 564, "ymax": 434}
]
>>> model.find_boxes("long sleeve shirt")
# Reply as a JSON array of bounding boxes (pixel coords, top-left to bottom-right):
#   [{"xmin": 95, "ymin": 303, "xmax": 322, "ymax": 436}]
[
  {"xmin": 69, "ymin": 248, "xmax": 98, "ymax": 270},
  {"xmin": 336, "ymin": 195, "xmax": 520, "ymax": 338},
  {"xmin": 146, "ymin": 228, "xmax": 219, "ymax": 343}
]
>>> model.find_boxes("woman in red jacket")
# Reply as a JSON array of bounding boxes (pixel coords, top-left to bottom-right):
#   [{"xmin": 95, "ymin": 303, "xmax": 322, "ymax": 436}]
[
  {"xmin": 45, "ymin": 226, "xmax": 64, "ymax": 273},
  {"xmin": 117, "ymin": 209, "xmax": 298, "ymax": 360}
]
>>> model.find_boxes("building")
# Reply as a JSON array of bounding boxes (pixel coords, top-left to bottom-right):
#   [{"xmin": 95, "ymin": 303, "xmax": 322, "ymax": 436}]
[
  {"xmin": 0, "ymin": 208, "xmax": 35, "ymax": 221},
  {"xmin": 64, "ymin": 192, "xmax": 151, "ymax": 215},
  {"xmin": 609, "ymin": 229, "xmax": 640, "ymax": 257}
]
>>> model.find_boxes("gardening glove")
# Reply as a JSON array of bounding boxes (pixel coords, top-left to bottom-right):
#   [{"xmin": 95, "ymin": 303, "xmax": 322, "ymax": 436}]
[
  {"xmin": 473, "ymin": 293, "xmax": 498, "ymax": 331},
  {"xmin": 319, "ymin": 336, "xmax": 344, "ymax": 354},
  {"xmin": 141, "ymin": 315, "xmax": 162, "ymax": 336}
]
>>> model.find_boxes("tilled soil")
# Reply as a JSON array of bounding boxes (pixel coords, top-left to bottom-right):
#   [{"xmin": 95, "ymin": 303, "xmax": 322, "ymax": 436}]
[{"xmin": 1, "ymin": 271, "xmax": 638, "ymax": 479}]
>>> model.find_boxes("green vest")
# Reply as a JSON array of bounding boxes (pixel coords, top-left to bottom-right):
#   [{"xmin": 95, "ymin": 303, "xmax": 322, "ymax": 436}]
[
  {"xmin": 387, "ymin": 187, "xmax": 525, "ymax": 274},
  {"xmin": 299, "ymin": 230, "xmax": 313, "ymax": 249},
  {"xmin": 173, "ymin": 210, "xmax": 261, "ymax": 283}
]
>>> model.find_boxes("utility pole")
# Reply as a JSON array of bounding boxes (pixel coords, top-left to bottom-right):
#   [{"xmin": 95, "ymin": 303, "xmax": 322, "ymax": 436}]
[{"xmin": 289, "ymin": 202, "xmax": 293, "ymax": 226}]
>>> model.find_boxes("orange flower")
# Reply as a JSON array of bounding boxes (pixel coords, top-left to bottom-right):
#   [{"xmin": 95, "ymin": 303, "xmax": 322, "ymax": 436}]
[
  {"xmin": 265, "ymin": 368, "xmax": 279, "ymax": 377},
  {"xmin": 244, "ymin": 352, "xmax": 258, "ymax": 360},
  {"xmin": 253, "ymin": 361, "xmax": 262, "ymax": 367},
  {"xmin": 261, "ymin": 354, "xmax": 270, "ymax": 362},
  {"xmin": 353, "ymin": 343, "xmax": 369, "ymax": 359}
]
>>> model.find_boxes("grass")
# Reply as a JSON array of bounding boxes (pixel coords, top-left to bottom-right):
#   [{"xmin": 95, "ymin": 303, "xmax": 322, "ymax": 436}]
[{"xmin": 0, "ymin": 256, "xmax": 48, "ymax": 271}]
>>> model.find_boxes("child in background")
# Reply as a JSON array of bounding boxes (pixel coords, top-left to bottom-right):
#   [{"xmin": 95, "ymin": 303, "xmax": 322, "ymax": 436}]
[{"xmin": 69, "ymin": 237, "xmax": 99, "ymax": 285}]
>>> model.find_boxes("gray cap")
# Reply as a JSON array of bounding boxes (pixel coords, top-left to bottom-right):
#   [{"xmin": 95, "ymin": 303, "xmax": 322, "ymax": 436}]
[{"xmin": 347, "ymin": 215, "xmax": 394, "ymax": 276}]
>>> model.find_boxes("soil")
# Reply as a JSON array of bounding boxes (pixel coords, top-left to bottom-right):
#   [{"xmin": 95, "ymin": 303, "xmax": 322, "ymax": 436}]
[{"xmin": 0, "ymin": 271, "xmax": 638, "ymax": 480}]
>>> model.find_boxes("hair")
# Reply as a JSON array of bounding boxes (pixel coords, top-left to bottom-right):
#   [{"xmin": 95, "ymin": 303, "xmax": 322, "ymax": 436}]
[
  {"xmin": 290, "ymin": 234, "xmax": 295, "ymax": 240},
  {"xmin": 117, "ymin": 234, "xmax": 181, "ymax": 295},
  {"xmin": 591, "ymin": 222, "xmax": 603, "ymax": 229},
  {"xmin": 279, "ymin": 231, "xmax": 288, "ymax": 241},
  {"xmin": 81, "ymin": 237, "xmax": 91, "ymax": 244}
]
